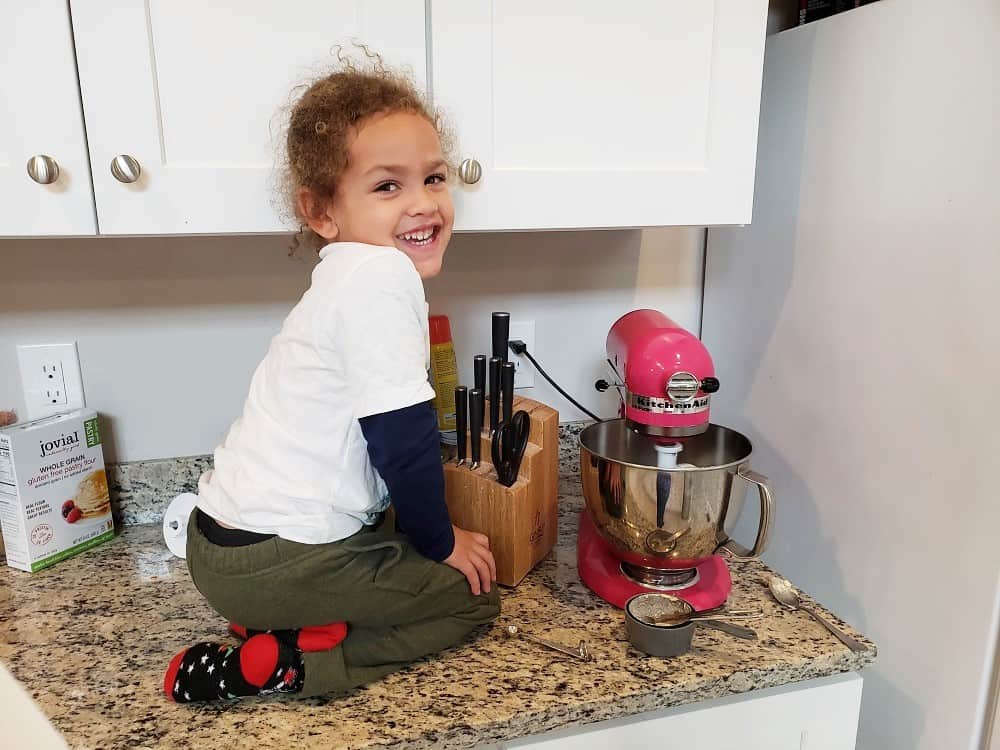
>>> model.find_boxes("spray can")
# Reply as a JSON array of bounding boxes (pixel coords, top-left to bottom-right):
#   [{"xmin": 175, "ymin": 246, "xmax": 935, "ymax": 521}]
[{"xmin": 428, "ymin": 315, "xmax": 459, "ymax": 438}]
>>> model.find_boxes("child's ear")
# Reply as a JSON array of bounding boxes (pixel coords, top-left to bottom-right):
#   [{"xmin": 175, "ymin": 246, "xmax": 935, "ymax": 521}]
[{"xmin": 297, "ymin": 188, "xmax": 339, "ymax": 241}]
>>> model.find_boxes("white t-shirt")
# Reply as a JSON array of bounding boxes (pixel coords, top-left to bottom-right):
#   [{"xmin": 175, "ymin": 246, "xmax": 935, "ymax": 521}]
[{"xmin": 197, "ymin": 242, "xmax": 436, "ymax": 544}]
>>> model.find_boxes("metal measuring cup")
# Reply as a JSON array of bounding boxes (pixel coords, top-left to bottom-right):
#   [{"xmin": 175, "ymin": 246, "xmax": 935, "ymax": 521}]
[{"xmin": 625, "ymin": 593, "xmax": 760, "ymax": 656}]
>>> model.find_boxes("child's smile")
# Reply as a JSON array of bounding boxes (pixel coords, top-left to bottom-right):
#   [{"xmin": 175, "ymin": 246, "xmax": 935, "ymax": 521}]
[
  {"xmin": 397, "ymin": 225, "xmax": 437, "ymax": 247},
  {"xmin": 394, "ymin": 219, "xmax": 445, "ymax": 262},
  {"xmin": 320, "ymin": 111, "xmax": 454, "ymax": 279}
]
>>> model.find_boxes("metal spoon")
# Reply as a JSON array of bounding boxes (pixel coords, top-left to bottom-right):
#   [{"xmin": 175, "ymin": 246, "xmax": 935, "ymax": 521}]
[
  {"xmin": 766, "ymin": 576, "xmax": 866, "ymax": 653},
  {"xmin": 504, "ymin": 624, "xmax": 593, "ymax": 662}
]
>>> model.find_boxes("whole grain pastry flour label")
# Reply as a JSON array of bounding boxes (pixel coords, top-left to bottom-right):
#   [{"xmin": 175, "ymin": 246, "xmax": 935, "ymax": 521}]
[{"xmin": 0, "ymin": 409, "xmax": 114, "ymax": 572}]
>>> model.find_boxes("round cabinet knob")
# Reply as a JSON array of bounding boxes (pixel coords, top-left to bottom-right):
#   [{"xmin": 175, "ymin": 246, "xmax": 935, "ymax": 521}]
[
  {"xmin": 458, "ymin": 158, "xmax": 482, "ymax": 185},
  {"xmin": 26, "ymin": 155, "xmax": 60, "ymax": 185},
  {"xmin": 110, "ymin": 154, "xmax": 141, "ymax": 183}
]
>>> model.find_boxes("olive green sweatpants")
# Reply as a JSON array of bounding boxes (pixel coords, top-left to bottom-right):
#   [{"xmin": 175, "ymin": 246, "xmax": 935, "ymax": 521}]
[{"xmin": 185, "ymin": 512, "xmax": 501, "ymax": 697}]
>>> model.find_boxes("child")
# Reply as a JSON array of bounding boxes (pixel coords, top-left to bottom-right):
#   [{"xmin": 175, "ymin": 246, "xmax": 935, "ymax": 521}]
[{"xmin": 163, "ymin": 57, "xmax": 500, "ymax": 703}]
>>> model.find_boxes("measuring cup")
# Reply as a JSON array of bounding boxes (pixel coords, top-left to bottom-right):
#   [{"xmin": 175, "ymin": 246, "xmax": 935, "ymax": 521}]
[{"xmin": 625, "ymin": 593, "xmax": 759, "ymax": 656}]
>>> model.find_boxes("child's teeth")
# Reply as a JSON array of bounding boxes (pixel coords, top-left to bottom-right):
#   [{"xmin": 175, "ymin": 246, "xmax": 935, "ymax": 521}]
[{"xmin": 401, "ymin": 228, "xmax": 434, "ymax": 242}]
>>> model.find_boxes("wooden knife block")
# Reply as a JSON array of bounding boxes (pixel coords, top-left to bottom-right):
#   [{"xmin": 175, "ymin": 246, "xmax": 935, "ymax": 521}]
[{"xmin": 442, "ymin": 396, "xmax": 559, "ymax": 587}]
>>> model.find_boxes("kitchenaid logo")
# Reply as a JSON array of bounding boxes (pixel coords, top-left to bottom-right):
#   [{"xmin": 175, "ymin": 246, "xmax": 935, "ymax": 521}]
[
  {"xmin": 39, "ymin": 431, "xmax": 80, "ymax": 458},
  {"xmin": 629, "ymin": 394, "xmax": 710, "ymax": 414}
]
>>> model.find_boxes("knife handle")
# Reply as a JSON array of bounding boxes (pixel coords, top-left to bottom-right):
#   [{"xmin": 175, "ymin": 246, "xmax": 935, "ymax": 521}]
[
  {"xmin": 454, "ymin": 386, "xmax": 468, "ymax": 465},
  {"xmin": 501, "ymin": 361, "xmax": 515, "ymax": 425},
  {"xmin": 468, "ymin": 389, "xmax": 484, "ymax": 467},
  {"xmin": 488, "ymin": 356, "xmax": 502, "ymax": 435},
  {"xmin": 492, "ymin": 312, "xmax": 510, "ymax": 363},
  {"xmin": 473, "ymin": 355, "xmax": 487, "ymax": 426}
]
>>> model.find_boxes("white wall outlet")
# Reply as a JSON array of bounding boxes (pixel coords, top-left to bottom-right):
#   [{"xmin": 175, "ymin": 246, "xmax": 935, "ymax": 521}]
[
  {"xmin": 508, "ymin": 321, "xmax": 535, "ymax": 389},
  {"xmin": 16, "ymin": 343, "xmax": 86, "ymax": 420}
]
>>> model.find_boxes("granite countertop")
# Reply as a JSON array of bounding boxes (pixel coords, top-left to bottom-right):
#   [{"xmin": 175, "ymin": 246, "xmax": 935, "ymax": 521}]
[{"xmin": 0, "ymin": 430, "xmax": 876, "ymax": 750}]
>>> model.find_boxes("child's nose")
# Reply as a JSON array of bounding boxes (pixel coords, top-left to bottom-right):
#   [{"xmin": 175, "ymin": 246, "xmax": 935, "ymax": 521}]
[{"xmin": 407, "ymin": 188, "xmax": 439, "ymax": 216}]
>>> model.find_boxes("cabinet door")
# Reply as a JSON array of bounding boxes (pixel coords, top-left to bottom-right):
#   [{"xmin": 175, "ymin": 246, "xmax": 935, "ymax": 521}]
[
  {"xmin": 432, "ymin": 0, "xmax": 768, "ymax": 231},
  {"xmin": 0, "ymin": 2, "xmax": 97, "ymax": 237},
  {"xmin": 69, "ymin": 1, "xmax": 426, "ymax": 235}
]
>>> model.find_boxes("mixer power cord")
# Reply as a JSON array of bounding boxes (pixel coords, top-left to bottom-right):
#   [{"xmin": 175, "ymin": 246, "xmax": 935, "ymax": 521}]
[{"xmin": 508, "ymin": 340, "xmax": 603, "ymax": 422}]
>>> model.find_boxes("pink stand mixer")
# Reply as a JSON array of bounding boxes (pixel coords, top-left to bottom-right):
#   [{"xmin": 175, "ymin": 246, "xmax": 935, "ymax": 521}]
[{"xmin": 578, "ymin": 310, "xmax": 775, "ymax": 612}]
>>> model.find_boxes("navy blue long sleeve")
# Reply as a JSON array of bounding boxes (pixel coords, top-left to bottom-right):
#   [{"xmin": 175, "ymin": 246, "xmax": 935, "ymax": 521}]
[{"xmin": 359, "ymin": 401, "xmax": 455, "ymax": 562}]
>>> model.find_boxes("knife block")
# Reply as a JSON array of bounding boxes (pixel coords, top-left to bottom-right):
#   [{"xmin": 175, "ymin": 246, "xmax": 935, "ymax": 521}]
[{"xmin": 442, "ymin": 396, "xmax": 559, "ymax": 587}]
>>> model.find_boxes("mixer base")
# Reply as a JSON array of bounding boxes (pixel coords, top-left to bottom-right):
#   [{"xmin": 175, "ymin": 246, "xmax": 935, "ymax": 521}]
[
  {"xmin": 620, "ymin": 561, "xmax": 700, "ymax": 590},
  {"xmin": 576, "ymin": 510, "xmax": 731, "ymax": 611}
]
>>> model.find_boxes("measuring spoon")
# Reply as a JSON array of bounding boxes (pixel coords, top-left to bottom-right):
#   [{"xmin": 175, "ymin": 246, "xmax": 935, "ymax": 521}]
[{"xmin": 504, "ymin": 624, "xmax": 593, "ymax": 662}]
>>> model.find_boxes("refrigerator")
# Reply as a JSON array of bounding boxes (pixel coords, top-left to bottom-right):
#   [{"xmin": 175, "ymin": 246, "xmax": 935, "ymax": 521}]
[{"xmin": 701, "ymin": 1, "xmax": 1000, "ymax": 749}]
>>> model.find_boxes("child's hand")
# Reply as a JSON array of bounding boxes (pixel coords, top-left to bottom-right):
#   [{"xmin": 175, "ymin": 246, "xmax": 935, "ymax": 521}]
[{"xmin": 443, "ymin": 525, "xmax": 497, "ymax": 596}]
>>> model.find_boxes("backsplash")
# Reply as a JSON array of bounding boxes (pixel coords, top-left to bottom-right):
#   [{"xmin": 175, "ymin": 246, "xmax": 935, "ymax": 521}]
[
  {"xmin": 108, "ymin": 454, "xmax": 212, "ymax": 527},
  {"xmin": 108, "ymin": 422, "xmax": 591, "ymax": 527},
  {"xmin": 0, "ymin": 228, "xmax": 701, "ymax": 463}
]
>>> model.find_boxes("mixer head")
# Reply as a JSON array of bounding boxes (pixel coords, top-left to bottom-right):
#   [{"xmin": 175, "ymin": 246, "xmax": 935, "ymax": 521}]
[{"xmin": 606, "ymin": 309, "xmax": 719, "ymax": 438}]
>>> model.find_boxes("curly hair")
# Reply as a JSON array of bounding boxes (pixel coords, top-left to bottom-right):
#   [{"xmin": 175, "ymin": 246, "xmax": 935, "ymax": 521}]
[{"xmin": 278, "ymin": 47, "xmax": 455, "ymax": 253}]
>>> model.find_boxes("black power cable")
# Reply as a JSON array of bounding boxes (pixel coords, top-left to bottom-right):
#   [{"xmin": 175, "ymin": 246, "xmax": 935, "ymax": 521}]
[{"xmin": 508, "ymin": 340, "xmax": 603, "ymax": 422}]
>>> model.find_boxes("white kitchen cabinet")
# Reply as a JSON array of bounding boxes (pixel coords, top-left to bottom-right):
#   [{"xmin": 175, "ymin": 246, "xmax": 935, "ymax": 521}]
[
  {"xmin": 495, "ymin": 672, "xmax": 863, "ymax": 750},
  {"xmin": 0, "ymin": 2, "xmax": 97, "ymax": 237},
  {"xmin": 3, "ymin": 1, "xmax": 768, "ymax": 238},
  {"xmin": 432, "ymin": 0, "xmax": 768, "ymax": 231},
  {"xmin": 68, "ymin": 0, "xmax": 426, "ymax": 235}
]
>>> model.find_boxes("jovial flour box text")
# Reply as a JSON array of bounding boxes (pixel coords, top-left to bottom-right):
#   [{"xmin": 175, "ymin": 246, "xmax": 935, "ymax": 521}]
[{"xmin": 0, "ymin": 409, "xmax": 115, "ymax": 572}]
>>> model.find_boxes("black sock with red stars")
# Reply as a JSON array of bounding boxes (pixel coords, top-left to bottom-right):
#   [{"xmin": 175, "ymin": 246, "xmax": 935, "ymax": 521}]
[{"xmin": 163, "ymin": 633, "xmax": 304, "ymax": 703}]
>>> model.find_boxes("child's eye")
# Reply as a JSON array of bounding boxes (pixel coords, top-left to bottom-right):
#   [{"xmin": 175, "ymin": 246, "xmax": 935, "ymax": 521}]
[
  {"xmin": 426, "ymin": 173, "xmax": 447, "ymax": 185},
  {"xmin": 374, "ymin": 181, "xmax": 399, "ymax": 193}
]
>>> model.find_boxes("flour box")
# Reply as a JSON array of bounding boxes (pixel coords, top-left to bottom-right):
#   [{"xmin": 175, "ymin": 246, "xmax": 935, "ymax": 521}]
[{"xmin": 0, "ymin": 409, "xmax": 114, "ymax": 572}]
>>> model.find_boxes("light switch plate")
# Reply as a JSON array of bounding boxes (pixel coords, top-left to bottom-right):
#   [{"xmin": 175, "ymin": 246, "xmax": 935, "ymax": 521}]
[{"xmin": 16, "ymin": 343, "xmax": 86, "ymax": 420}]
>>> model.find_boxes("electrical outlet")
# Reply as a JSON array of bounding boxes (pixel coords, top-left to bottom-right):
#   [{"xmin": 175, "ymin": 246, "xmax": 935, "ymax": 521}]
[
  {"xmin": 508, "ymin": 321, "xmax": 535, "ymax": 389},
  {"xmin": 17, "ymin": 343, "xmax": 86, "ymax": 420}
]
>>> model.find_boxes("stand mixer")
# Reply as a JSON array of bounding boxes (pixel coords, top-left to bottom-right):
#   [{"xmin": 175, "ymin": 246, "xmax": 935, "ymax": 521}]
[{"xmin": 578, "ymin": 310, "xmax": 774, "ymax": 611}]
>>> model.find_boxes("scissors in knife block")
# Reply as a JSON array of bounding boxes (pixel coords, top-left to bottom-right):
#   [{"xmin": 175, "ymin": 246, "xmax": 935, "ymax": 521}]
[{"xmin": 491, "ymin": 410, "xmax": 530, "ymax": 487}]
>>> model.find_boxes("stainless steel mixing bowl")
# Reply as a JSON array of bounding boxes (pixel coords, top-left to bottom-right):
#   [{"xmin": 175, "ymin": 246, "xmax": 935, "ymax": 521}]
[{"xmin": 579, "ymin": 419, "xmax": 773, "ymax": 570}]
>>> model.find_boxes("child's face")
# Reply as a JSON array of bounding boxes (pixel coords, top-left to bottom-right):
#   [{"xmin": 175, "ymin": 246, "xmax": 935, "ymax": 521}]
[{"xmin": 306, "ymin": 112, "xmax": 454, "ymax": 279}]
